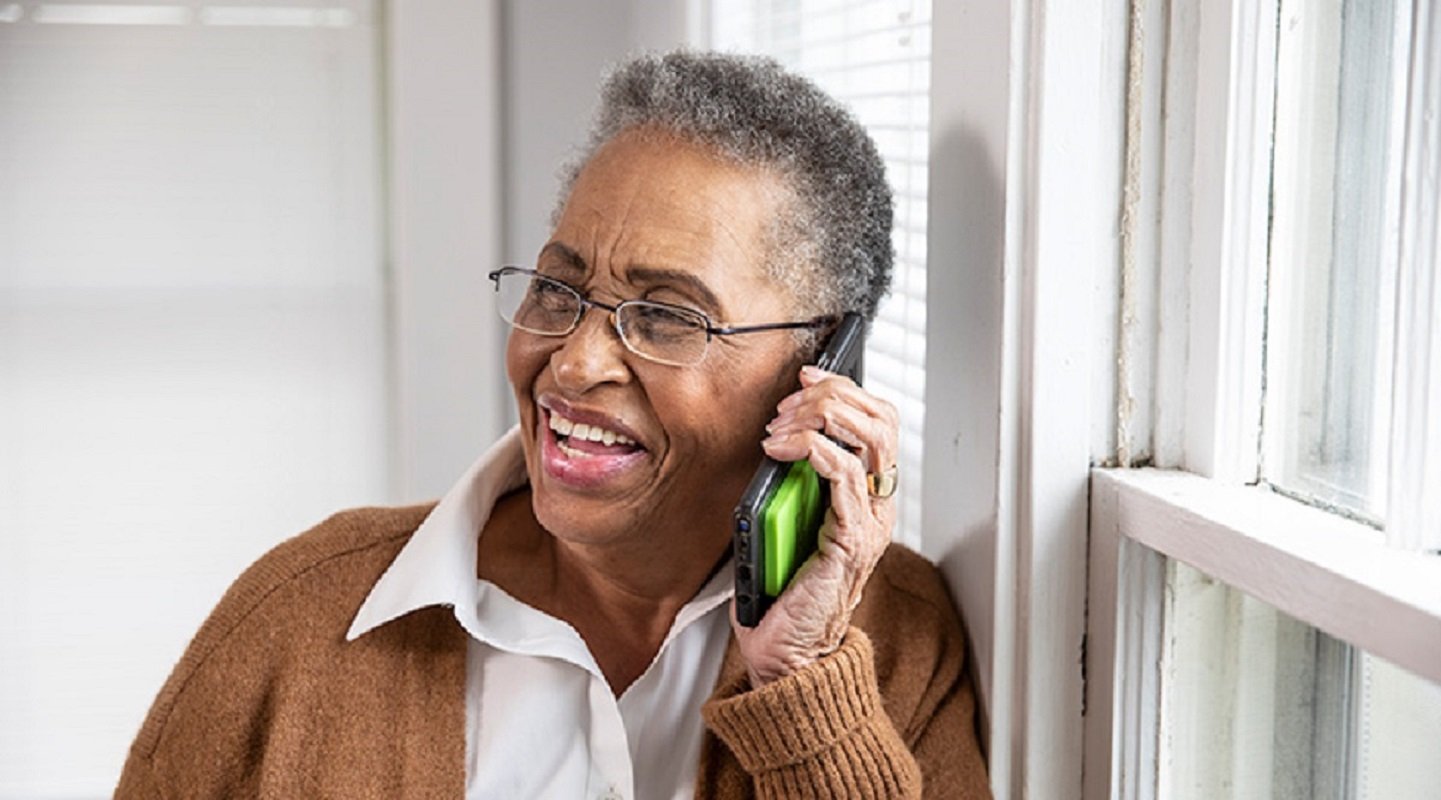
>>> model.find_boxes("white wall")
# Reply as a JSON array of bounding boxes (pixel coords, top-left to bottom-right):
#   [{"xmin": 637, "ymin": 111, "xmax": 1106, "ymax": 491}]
[
  {"xmin": 0, "ymin": 6, "xmax": 391, "ymax": 796},
  {"xmin": 500, "ymin": 0, "xmax": 690, "ymax": 268},
  {"xmin": 386, "ymin": 0, "xmax": 509, "ymax": 499},
  {"xmin": 924, "ymin": 0, "xmax": 1010, "ymax": 757},
  {"xmin": 390, "ymin": 0, "xmax": 691, "ymax": 507}
]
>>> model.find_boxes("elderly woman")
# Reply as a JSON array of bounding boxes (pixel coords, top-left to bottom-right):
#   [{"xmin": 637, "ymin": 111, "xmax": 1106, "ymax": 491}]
[{"xmin": 117, "ymin": 52, "xmax": 990, "ymax": 799}]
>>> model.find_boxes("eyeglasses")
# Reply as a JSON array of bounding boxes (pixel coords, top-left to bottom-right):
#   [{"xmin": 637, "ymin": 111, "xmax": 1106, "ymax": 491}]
[{"xmin": 487, "ymin": 266, "xmax": 831, "ymax": 367}]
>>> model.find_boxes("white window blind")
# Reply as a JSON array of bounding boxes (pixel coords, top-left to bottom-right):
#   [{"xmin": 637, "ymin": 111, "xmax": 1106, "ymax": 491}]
[
  {"xmin": 0, "ymin": 3, "xmax": 386, "ymax": 796},
  {"xmin": 708, "ymin": 0, "xmax": 931, "ymax": 550}
]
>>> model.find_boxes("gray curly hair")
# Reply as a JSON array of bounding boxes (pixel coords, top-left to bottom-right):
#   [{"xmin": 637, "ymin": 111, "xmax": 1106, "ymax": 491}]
[{"xmin": 555, "ymin": 51, "xmax": 894, "ymax": 323}]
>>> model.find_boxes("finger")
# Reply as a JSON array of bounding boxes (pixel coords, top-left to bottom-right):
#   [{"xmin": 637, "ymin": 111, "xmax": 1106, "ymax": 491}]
[
  {"xmin": 765, "ymin": 401, "xmax": 896, "ymax": 474},
  {"xmin": 770, "ymin": 380, "xmax": 898, "ymax": 471},
  {"xmin": 801, "ymin": 367, "xmax": 901, "ymax": 428},
  {"xmin": 763, "ymin": 431, "xmax": 894, "ymax": 581},
  {"xmin": 772, "ymin": 372, "xmax": 898, "ymax": 440},
  {"xmin": 762, "ymin": 430, "xmax": 871, "ymax": 530},
  {"xmin": 777, "ymin": 369, "xmax": 899, "ymax": 429},
  {"xmin": 776, "ymin": 369, "xmax": 890, "ymax": 423},
  {"xmin": 772, "ymin": 389, "xmax": 893, "ymax": 464}
]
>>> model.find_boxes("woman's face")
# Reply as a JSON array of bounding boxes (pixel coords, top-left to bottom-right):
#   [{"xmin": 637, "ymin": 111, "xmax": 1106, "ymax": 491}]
[{"xmin": 508, "ymin": 131, "xmax": 807, "ymax": 550}]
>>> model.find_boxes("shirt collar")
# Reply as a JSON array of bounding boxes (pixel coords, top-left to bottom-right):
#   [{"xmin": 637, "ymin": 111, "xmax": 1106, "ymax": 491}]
[
  {"xmin": 346, "ymin": 427, "xmax": 736, "ymax": 663},
  {"xmin": 346, "ymin": 426, "xmax": 529, "ymax": 641}
]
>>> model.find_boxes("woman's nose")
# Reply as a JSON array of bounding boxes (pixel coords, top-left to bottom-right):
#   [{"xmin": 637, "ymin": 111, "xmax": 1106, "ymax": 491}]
[{"xmin": 549, "ymin": 308, "xmax": 632, "ymax": 392}]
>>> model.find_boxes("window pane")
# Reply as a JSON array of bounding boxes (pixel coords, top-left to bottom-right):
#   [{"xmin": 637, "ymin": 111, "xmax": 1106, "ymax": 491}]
[
  {"xmin": 1355, "ymin": 651, "xmax": 1441, "ymax": 798},
  {"xmin": 1160, "ymin": 559, "xmax": 1441, "ymax": 800},
  {"xmin": 1264, "ymin": 0, "xmax": 1402, "ymax": 520},
  {"xmin": 1159, "ymin": 560, "xmax": 1352, "ymax": 799}
]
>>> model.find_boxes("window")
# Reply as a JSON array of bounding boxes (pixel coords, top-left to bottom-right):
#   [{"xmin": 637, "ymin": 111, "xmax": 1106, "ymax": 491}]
[
  {"xmin": 1158, "ymin": 559, "xmax": 1441, "ymax": 799},
  {"xmin": 706, "ymin": 0, "xmax": 931, "ymax": 550},
  {"xmin": 0, "ymin": 3, "xmax": 386, "ymax": 795},
  {"xmin": 1089, "ymin": 0, "xmax": 1441, "ymax": 797}
]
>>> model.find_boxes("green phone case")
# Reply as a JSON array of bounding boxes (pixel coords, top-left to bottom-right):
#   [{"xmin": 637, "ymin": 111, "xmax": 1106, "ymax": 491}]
[
  {"xmin": 733, "ymin": 311, "xmax": 865, "ymax": 627},
  {"xmin": 761, "ymin": 460, "xmax": 825, "ymax": 596}
]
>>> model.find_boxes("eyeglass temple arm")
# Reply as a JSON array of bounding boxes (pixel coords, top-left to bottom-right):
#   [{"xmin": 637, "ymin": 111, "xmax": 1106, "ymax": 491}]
[{"xmin": 708, "ymin": 316, "xmax": 837, "ymax": 336}]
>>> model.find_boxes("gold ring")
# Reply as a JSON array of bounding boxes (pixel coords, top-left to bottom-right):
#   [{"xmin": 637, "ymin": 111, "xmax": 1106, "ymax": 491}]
[{"xmin": 866, "ymin": 465, "xmax": 898, "ymax": 499}]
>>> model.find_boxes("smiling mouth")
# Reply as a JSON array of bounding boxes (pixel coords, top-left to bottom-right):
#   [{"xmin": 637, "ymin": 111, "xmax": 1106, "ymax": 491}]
[
  {"xmin": 546, "ymin": 409, "xmax": 645, "ymax": 458},
  {"xmin": 538, "ymin": 406, "xmax": 649, "ymax": 489}
]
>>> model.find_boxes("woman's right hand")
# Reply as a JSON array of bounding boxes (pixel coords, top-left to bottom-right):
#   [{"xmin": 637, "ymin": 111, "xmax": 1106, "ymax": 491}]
[{"xmin": 731, "ymin": 365, "xmax": 899, "ymax": 686}]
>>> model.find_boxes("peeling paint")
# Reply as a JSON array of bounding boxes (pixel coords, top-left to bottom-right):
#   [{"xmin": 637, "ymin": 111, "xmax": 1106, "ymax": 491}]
[{"xmin": 1117, "ymin": 0, "xmax": 1145, "ymax": 467}]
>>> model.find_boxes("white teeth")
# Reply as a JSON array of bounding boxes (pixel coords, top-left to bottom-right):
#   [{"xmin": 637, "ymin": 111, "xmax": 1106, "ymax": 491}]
[
  {"xmin": 557, "ymin": 439, "xmax": 589, "ymax": 458},
  {"xmin": 546, "ymin": 410, "xmax": 637, "ymax": 448}
]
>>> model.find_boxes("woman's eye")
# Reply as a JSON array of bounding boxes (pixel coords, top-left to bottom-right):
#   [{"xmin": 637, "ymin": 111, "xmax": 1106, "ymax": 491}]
[
  {"xmin": 629, "ymin": 305, "xmax": 704, "ymax": 341},
  {"xmin": 529, "ymin": 280, "xmax": 576, "ymax": 308}
]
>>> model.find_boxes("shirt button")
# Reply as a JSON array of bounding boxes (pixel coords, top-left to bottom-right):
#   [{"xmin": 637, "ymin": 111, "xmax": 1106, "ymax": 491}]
[{"xmin": 599, "ymin": 788, "xmax": 623, "ymax": 800}]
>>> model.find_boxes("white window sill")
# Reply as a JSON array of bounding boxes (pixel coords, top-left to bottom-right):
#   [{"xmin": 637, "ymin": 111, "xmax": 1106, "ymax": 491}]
[{"xmin": 1092, "ymin": 468, "xmax": 1441, "ymax": 684}]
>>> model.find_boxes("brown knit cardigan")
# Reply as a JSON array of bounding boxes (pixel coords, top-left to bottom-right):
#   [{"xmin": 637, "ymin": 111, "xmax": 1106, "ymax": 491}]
[{"xmin": 116, "ymin": 504, "xmax": 992, "ymax": 799}]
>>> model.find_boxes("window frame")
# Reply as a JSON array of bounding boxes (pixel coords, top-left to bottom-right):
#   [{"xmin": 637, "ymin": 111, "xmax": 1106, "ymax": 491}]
[
  {"xmin": 928, "ymin": 0, "xmax": 1128, "ymax": 796},
  {"xmin": 1387, "ymin": 0, "xmax": 1441, "ymax": 552},
  {"xmin": 1091, "ymin": 469, "xmax": 1441, "ymax": 687},
  {"xmin": 1083, "ymin": 0, "xmax": 1441, "ymax": 798}
]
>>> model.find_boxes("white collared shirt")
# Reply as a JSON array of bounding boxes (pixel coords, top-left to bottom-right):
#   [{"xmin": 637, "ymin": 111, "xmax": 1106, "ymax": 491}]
[{"xmin": 347, "ymin": 428, "xmax": 735, "ymax": 800}]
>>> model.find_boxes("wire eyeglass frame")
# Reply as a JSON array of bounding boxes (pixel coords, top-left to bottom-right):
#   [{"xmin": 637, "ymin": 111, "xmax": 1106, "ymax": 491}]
[{"xmin": 487, "ymin": 266, "xmax": 833, "ymax": 366}]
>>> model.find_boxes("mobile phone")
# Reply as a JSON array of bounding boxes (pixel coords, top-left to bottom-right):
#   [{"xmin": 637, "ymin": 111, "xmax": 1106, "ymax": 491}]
[{"xmin": 733, "ymin": 312, "xmax": 866, "ymax": 627}]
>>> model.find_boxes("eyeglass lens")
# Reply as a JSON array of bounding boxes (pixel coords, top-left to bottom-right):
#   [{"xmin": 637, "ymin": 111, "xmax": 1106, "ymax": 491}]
[{"xmin": 493, "ymin": 270, "xmax": 711, "ymax": 366}]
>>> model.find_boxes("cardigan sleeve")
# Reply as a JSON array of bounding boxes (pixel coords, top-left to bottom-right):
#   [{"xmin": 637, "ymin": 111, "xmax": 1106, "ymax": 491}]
[
  {"xmin": 701, "ymin": 628, "xmax": 991, "ymax": 799},
  {"xmin": 706, "ymin": 631, "xmax": 997, "ymax": 800},
  {"xmin": 702, "ymin": 631, "xmax": 920, "ymax": 798}
]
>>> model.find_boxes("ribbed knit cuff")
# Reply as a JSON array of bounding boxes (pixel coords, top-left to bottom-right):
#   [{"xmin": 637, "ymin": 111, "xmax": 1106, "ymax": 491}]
[
  {"xmin": 702, "ymin": 629, "xmax": 921, "ymax": 797},
  {"xmin": 703, "ymin": 631, "xmax": 879, "ymax": 771}
]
